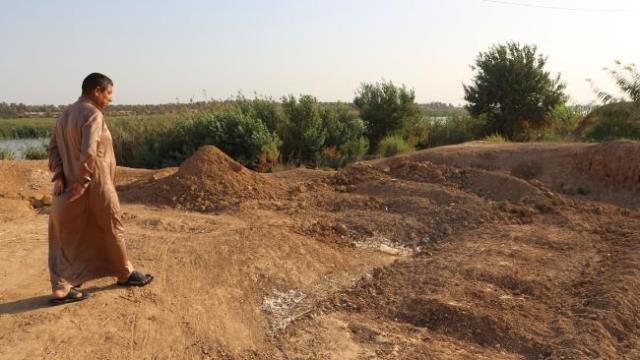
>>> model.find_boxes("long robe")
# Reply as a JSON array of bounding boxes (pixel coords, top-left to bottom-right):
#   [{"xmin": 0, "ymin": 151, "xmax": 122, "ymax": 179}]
[{"xmin": 47, "ymin": 97, "xmax": 133, "ymax": 291}]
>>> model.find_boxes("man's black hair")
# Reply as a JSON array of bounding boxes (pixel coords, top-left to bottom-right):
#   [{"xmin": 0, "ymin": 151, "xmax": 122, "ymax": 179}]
[{"xmin": 81, "ymin": 73, "xmax": 113, "ymax": 94}]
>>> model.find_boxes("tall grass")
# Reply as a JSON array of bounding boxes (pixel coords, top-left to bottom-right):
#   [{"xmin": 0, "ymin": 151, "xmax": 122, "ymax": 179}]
[
  {"xmin": 0, "ymin": 118, "xmax": 55, "ymax": 139},
  {"xmin": 0, "ymin": 148, "xmax": 15, "ymax": 160},
  {"xmin": 483, "ymin": 133, "xmax": 509, "ymax": 143},
  {"xmin": 378, "ymin": 134, "xmax": 414, "ymax": 157},
  {"xmin": 23, "ymin": 144, "xmax": 48, "ymax": 160}
]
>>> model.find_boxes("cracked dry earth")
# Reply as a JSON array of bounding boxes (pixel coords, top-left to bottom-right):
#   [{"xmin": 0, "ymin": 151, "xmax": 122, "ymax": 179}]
[{"xmin": 1, "ymin": 140, "xmax": 639, "ymax": 359}]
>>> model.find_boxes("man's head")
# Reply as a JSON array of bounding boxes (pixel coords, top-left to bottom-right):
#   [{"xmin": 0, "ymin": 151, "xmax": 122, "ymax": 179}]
[{"xmin": 81, "ymin": 73, "xmax": 113, "ymax": 109}]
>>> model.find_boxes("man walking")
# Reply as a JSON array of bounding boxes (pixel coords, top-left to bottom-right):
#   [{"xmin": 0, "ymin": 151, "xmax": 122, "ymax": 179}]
[{"xmin": 47, "ymin": 73, "xmax": 153, "ymax": 305}]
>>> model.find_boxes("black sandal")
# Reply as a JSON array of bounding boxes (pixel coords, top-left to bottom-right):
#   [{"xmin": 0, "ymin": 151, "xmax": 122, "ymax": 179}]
[
  {"xmin": 117, "ymin": 271, "xmax": 154, "ymax": 287},
  {"xmin": 49, "ymin": 288, "xmax": 91, "ymax": 306}
]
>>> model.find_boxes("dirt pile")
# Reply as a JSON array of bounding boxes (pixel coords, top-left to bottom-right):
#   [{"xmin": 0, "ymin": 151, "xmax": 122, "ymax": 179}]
[
  {"xmin": 121, "ymin": 145, "xmax": 286, "ymax": 211},
  {"xmin": 577, "ymin": 140, "xmax": 640, "ymax": 190}
]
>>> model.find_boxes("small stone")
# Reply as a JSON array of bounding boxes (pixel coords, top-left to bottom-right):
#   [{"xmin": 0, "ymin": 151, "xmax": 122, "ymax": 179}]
[
  {"xmin": 333, "ymin": 223, "xmax": 349, "ymax": 236},
  {"xmin": 378, "ymin": 244, "xmax": 401, "ymax": 256}
]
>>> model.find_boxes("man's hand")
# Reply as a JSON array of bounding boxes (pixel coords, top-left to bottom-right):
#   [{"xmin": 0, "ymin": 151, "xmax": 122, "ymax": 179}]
[
  {"xmin": 53, "ymin": 179, "xmax": 65, "ymax": 196},
  {"xmin": 66, "ymin": 182, "xmax": 88, "ymax": 203}
]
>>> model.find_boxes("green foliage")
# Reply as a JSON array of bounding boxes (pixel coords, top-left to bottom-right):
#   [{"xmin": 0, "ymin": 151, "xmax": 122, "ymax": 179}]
[
  {"xmin": 483, "ymin": 133, "xmax": 509, "ymax": 143},
  {"xmin": 547, "ymin": 104, "xmax": 584, "ymax": 139},
  {"xmin": 110, "ymin": 111, "xmax": 280, "ymax": 169},
  {"xmin": 339, "ymin": 136, "xmax": 369, "ymax": 162},
  {"xmin": 107, "ymin": 116, "xmax": 177, "ymax": 168},
  {"xmin": 584, "ymin": 102, "xmax": 640, "ymax": 141},
  {"xmin": 212, "ymin": 110, "xmax": 281, "ymax": 167},
  {"xmin": 419, "ymin": 114, "xmax": 485, "ymax": 148},
  {"xmin": 0, "ymin": 118, "xmax": 55, "ymax": 139},
  {"xmin": 234, "ymin": 94, "xmax": 288, "ymax": 135},
  {"xmin": 589, "ymin": 61, "xmax": 640, "ymax": 104},
  {"xmin": 419, "ymin": 102, "xmax": 468, "ymax": 117},
  {"xmin": 464, "ymin": 42, "xmax": 567, "ymax": 141},
  {"xmin": 0, "ymin": 148, "xmax": 15, "ymax": 160},
  {"xmin": 377, "ymin": 134, "xmax": 414, "ymax": 157},
  {"xmin": 281, "ymin": 95, "xmax": 326, "ymax": 163},
  {"xmin": 321, "ymin": 102, "xmax": 368, "ymax": 149},
  {"xmin": 23, "ymin": 144, "xmax": 48, "ymax": 160},
  {"xmin": 354, "ymin": 80, "xmax": 421, "ymax": 149}
]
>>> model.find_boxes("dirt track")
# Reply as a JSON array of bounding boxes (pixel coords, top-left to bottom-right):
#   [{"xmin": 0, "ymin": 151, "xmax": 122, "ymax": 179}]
[{"xmin": 1, "ymin": 141, "xmax": 639, "ymax": 359}]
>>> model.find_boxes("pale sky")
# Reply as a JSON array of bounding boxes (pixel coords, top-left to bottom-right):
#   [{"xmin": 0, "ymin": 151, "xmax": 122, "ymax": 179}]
[{"xmin": 0, "ymin": 0, "xmax": 638, "ymax": 105}]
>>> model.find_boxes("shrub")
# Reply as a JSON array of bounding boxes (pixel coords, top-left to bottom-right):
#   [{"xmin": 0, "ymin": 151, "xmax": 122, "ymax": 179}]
[
  {"xmin": 483, "ymin": 133, "xmax": 509, "ymax": 143},
  {"xmin": 354, "ymin": 80, "xmax": 422, "ymax": 149},
  {"xmin": 548, "ymin": 104, "xmax": 584, "ymax": 139},
  {"xmin": 419, "ymin": 114, "xmax": 484, "ymax": 148},
  {"xmin": 109, "ymin": 111, "xmax": 280, "ymax": 170},
  {"xmin": 583, "ymin": 102, "xmax": 640, "ymax": 141},
  {"xmin": 0, "ymin": 148, "xmax": 15, "ymax": 160},
  {"xmin": 281, "ymin": 95, "xmax": 326, "ymax": 163},
  {"xmin": 213, "ymin": 110, "xmax": 281, "ymax": 168},
  {"xmin": 377, "ymin": 134, "xmax": 414, "ymax": 157},
  {"xmin": 23, "ymin": 144, "xmax": 48, "ymax": 159},
  {"xmin": 235, "ymin": 94, "xmax": 288, "ymax": 135},
  {"xmin": 339, "ymin": 136, "xmax": 369, "ymax": 162}
]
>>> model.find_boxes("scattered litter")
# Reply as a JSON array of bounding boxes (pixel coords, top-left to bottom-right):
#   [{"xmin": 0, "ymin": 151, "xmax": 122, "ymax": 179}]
[
  {"xmin": 261, "ymin": 289, "xmax": 307, "ymax": 330},
  {"xmin": 354, "ymin": 234, "xmax": 415, "ymax": 256}
]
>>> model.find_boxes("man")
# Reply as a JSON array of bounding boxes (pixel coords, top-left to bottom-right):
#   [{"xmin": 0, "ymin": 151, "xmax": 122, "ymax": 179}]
[{"xmin": 47, "ymin": 73, "xmax": 153, "ymax": 305}]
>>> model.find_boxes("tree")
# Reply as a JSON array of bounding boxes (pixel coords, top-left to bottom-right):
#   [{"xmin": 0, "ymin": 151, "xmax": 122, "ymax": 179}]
[
  {"xmin": 353, "ymin": 80, "xmax": 421, "ymax": 149},
  {"xmin": 588, "ymin": 60, "xmax": 640, "ymax": 105},
  {"xmin": 463, "ymin": 42, "xmax": 566, "ymax": 140},
  {"xmin": 281, "ymin": 95, "xmax": 326, "ymax": 163}
]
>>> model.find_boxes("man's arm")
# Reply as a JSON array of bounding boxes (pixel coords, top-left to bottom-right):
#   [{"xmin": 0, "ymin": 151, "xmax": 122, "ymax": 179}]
[
  {"xmin": 67, "ymin": 111, "xmax": 103, "ymax": 202},
  {"xmin": 47, "ymin": 123, "xmax": 65, "ymax": 196}
]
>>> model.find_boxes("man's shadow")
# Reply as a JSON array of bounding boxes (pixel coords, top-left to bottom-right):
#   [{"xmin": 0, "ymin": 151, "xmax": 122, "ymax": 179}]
[{"xmin": 0, "ymin": 284, "xmax": 119, "ymax": 315}]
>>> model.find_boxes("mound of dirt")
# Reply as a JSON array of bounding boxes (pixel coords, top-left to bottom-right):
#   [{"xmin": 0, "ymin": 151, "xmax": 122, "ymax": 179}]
[
  {"xmin": 578, "ymin": 140, "xmax": 640, "ymax": 190},
  {"xmin": 121, "ymin": 146, "xmax": 286, "ymax": 211}
]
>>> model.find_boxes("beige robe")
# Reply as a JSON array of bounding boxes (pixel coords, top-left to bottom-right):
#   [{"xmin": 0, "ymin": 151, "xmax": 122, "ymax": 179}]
[{"xmin": 47, "ymin": 97, "xmax": 133, "ymax": 291}]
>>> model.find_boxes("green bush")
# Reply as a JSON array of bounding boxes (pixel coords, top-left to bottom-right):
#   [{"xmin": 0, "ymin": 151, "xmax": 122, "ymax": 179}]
[
  {"xmin": 235, "ymin": 94, "xmax": 288, "ymax": 135},
  {"xmin": 578, "ymin": 102, "xmax": 640, "ymax": 141},
  {"xmin": 0, "ymin": 148, "xmax": 15, "ymax": 160},
  {"xmin": 339, "ymin": 136, "xmax": 369, "ymax": 162},
  {"xmin": 0, "ymin": 118, "xmax": 55, "ymax": 139},
  {"xmin": 23, "ymin": 144, "xmax": 48, "ymax": 159},
  {"xmin": 213, "ymin": 110, "xmax": 281, "ymax": 168},
  {"xmin": 377, "ymin": 134, "xmax": 414, "ymax": 157},
  {"xmin": 109, "ymin": 111, "xmax": 280, "ymax": 170},
  {"xmin": 483, "ymin": 133, "xmax": 509, "ymax": 143},
  {"xmin": 419, "ymin": 114, "xmax": 484, "ymax": 148},
  {"xmin": 354, "ymin": 80, "xmax": 421, "ymax": 149},
  {"xmin": 547, "ymin": 104, "xmax": 584, "ymax": 139},
  {"xmin": 281, "ymin": 95, "xmax": 326, "ymax": 164}
]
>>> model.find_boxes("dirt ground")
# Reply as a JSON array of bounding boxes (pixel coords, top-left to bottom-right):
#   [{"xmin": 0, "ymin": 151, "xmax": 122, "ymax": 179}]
[{"xmin": 1, "ymin": 141, "xmax": 639, "ymax": 359}]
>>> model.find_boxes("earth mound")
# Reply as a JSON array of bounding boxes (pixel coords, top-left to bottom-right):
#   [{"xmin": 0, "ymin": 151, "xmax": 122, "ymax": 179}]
[
  {"xmin": 121, "ymin": 145, "xmax": 286, "ymax": 211},
  {"xmin": 578, "ymin": 140, "xmax": 640, "ymax": 190}
]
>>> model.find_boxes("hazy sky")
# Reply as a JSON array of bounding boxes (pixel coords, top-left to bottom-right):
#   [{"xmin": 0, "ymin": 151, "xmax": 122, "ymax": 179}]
[{"xmin": 0, "ymin": 0, "xmax": 638, "ymax": 105}]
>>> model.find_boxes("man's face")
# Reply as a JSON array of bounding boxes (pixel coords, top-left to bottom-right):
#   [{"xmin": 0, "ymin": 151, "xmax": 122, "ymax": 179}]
[{"xmin": 92, "ymin": 84, "xmax": 113, "ymax": 109}]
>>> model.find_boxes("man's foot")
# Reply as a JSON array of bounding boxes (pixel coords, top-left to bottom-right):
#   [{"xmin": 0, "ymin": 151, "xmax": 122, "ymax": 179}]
[
  {"xmin": 117, "ymin": 271, "xmax": 154, "ymax": 287},
  {"xmin": 49, "ymin": 288, "xmax": 91, "ymax": 306}
]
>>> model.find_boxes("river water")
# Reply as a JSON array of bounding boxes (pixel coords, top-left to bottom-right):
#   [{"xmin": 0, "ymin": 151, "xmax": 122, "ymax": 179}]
[{"xmin": 0, "ymin": 138, "xmax": 49, "ymax": 159}]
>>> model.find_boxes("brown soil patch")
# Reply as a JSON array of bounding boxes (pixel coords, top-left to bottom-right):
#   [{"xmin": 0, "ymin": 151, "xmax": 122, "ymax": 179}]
[{"xmin": 577, "ymin": 140, "xmax": 640, "ymax": 190}]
